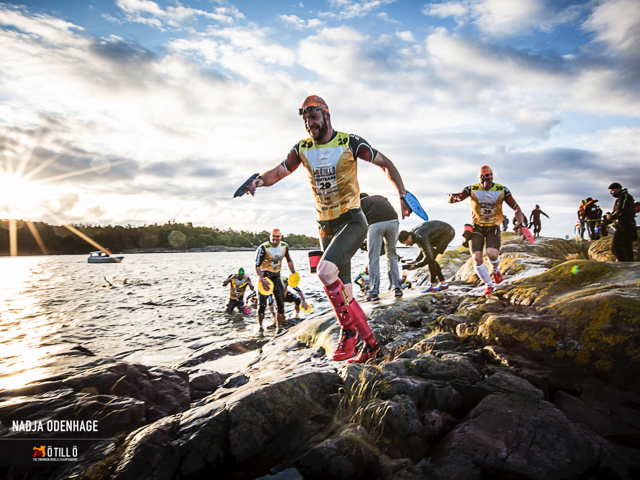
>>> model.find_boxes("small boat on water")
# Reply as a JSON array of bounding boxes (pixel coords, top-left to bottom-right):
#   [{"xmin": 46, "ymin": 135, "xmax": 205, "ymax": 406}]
[{"xmin": 87, "ymin": 251, "xmax": 124, "ymax": 263}]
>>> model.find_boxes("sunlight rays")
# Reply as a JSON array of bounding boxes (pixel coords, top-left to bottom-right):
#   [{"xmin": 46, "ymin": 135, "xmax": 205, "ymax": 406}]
[{"xmin": 1, "ymin": 142, "xmax": 129, "ymax": 256}]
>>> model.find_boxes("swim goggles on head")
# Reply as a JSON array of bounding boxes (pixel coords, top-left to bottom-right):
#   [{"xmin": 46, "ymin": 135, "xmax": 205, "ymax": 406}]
[{"xmin": 299, "ymin": 106, "xmax": 327, "ymax": 115}]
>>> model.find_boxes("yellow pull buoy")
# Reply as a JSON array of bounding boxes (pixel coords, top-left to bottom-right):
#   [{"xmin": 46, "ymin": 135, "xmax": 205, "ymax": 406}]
[
  {"xmin": 258, "ymin": 278, "xmax": 274, "ymax": 296},
  {"xmin": 288, "ymin": 272, "xmax": 300, "ymax": 288}
]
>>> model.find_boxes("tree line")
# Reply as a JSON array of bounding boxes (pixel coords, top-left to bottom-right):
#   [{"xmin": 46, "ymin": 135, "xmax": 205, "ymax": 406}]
[{"xmin": 0, "ymin": 220, "xmax": 320, "ymax": 255}]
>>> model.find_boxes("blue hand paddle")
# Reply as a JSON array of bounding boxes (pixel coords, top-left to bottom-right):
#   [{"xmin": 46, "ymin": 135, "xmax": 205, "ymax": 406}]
[
  {"xmin": 233, "ymin": 173, "xmax": 259, "ymax": 198},
  {"xmin": 403, "ymin": 191, "xmax": 429, "ymax": 221}
]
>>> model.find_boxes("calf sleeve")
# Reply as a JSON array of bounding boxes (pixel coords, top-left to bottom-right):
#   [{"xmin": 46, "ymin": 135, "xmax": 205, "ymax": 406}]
[
  {"xmin": 348, "ymin": 298, "xmax": 377, "ymax": 346},
  {"xmin": 323, "ymin": 279, "xmax": 355, "ymax": 329},
  {"xmin": 474, "ymin": 263, "xmax": 493, "ymax": 286},
  {"xmin": 490, "ymin": 255, "xmax": 501, "ymax": 272}
]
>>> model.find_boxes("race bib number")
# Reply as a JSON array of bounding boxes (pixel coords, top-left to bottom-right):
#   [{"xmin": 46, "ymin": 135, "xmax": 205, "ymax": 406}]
[
  {"xmin": 480, "ymin": 202, "xmax": 496, "ymax": 222},
  {"xmin": 313, "ymin": 165, "xmax": 337, "ymax": 197}
]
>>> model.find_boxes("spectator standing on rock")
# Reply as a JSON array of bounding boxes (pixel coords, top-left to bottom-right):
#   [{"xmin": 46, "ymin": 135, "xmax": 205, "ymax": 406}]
[
  {"xmin": 605, "ymin": 183, "xmax": 637, "ymax": 262},
  {"xmin": 583, "ymin": 198, "xmax": 601, "ymax": 240},
  {"xmin": 448, "ymin": 165, "xmax": 528, "ymax": 295},
  {"xmin": 360, "ymin": 193, "xmax": 403, "ymax": 302},
  {"xmin": 577, "ymin": 199, "xmax": 587, "ymax": 240},
  {"xmin": 529, "ymin": 205, "xmax": 549, "ymax": 237},
  {"xmin": 398, "ymin": 221, "xmax": 455, "ymax": 293}
]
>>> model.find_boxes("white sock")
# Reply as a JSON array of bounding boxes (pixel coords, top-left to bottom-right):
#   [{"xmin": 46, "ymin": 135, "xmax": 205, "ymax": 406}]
[
  {"xmin": 474, "ymin": 264, "xmax": 494, "ymax": 286},
  {"xmin": 490, "ymin": 255, "xmax": 501, "ymax": 272}
]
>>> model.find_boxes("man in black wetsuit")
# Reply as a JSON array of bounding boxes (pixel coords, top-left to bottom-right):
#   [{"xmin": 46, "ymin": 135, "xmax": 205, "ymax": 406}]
[
  {"xmin": 605, "ymin": 183, "xmax": 637, "ymax": 262},
  {"xmin": 529, "ymin": 205, "xmax": 549, "ymax": 237},
  {"xmin": 244, "ymin": 95, "xmax": 410, "ymax": 363},
  {"xmin": 398, "ymin": 221, "xmax": 455, "ymax": 292},
  {"xmin": 360, "ymin": 193, "xmax": 403, "ymax": 301}
]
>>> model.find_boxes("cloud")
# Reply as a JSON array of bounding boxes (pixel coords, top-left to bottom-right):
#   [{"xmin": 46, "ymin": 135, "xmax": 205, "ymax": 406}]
[
  {"xmin": 280, "ymin": 14, "xmax": 324, "ymax": 30},
  {"xmin": 583, "ymin": 0, "xmax": 640, "ymax": 55},
  {"xmin": 422, "ymin": 0, "xmax": 584, "ymax": 36},
  {"xmin": 323, "ymin": 0, "xmax": 398, "ymax": 19},
  {"xmin": 0, "ymin": 3, "xmax": 639, "ymax": 239},
  {"xmin": 114, "ymin": 0, "xmax": 244, "ymax": 29}
]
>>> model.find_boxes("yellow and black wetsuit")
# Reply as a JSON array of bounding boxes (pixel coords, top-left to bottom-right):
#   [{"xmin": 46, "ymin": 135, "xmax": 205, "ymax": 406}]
[
  {"xmin": 255, "ymin": 241, "xmax": 292, "ymax": 314},
  {"xmin": 225, "ymin": 275, "xmax": 250, "ymax": 314},
  {"xmin": 463, "ymin": 183, "xmax": 516, "ymax": 252},
  {"xmin": 281, "ymin": 131, "xmax": 376, "ymax": 283}
]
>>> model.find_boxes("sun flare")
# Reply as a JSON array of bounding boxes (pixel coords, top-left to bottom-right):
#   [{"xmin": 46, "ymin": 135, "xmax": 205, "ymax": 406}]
[{"xmin": 0, "ymin": 173, "xmax": 41, "ymax": 213}]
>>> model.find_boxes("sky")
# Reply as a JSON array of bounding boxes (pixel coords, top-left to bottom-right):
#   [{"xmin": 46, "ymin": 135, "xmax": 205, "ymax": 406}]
[{"xmin": 0, "ymin": 0, "xmax": 639, "ymax": 241}]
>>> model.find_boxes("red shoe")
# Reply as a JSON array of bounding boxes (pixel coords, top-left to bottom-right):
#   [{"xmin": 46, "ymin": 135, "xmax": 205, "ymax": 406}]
[
  {"xmin": 483, "ymin": 285, "xmax": 494, "ymax": 295},
  {"xmin": 347, "ymin": 342, "xmax": 381, "ymax": 364},
  {"xmin": 492, "ymin": 269, "xmax": 503, "ymax": 284},
  {"xmin": 331, "ymin": 328, "xmax": 359, "ymax": 361}
]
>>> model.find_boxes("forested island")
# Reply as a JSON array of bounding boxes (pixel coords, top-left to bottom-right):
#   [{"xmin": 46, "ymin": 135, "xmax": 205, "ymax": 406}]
[{"xmin": 0, "ymin": 219, "xmax": 319, "ymax": 256}]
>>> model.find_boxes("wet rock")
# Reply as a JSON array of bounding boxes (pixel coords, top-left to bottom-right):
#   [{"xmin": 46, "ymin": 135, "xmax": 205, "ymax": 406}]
[
  {"xmin": 484, "ymin": 261, "xmax": 640, "ymax": 383},
  {"xmin": 111, "ymin": 368, "xmax": 342, "ymax": 479},
  {"xmin": 62, "ymin": 362, "xmax": 190, "ymax": 422},
  {"xmin": 414, "ymin": 332, "xmax": 460, "ymax": 351},
  {"xmin": 223, "ymin": 373, "xmax": 249, "ymax": 389},
  {"xmin": 111, "ymin": 417, "xmax": 182, "ymax": 480},
  {"xmin": 378, "ymin": 455, "xmax": 415, "ymax": 480},
  {"xmin": 439, "ymin": 314, "xmax": 465, "ymax": 332},
  {"xmin": 175, "ymin": 338, "xmax": 269, "ymax": 369},
  {"xmin": 589, "ymin": 235, "xmax": 640, "ymax": 262},
  {"xmin": 383, "ymin": 353, "xmax": 482, "ymax": 386},
  {"xmin": 430, "ymin": 392, "xmax": 634, "ymax": 480},
  {"xmin": 0, "ymin": 362, "xmax": 189, "ymax": 441},
  {"xmin": 185, "ymin": 369, "xmax": 226, "ymax": 400},
  {"xmin": 420, "ymin": 409, "xmax": 457, "ymax": 443},
  {"xmin": 298, "ymin": 424, "xmax": 380, "ymax": 480}
]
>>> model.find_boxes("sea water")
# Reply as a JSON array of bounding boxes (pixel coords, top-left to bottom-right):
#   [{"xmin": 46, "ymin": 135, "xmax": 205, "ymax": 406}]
[{"xmin": 0, "ymin": 248, "xmax": 418, "ymax": 390}]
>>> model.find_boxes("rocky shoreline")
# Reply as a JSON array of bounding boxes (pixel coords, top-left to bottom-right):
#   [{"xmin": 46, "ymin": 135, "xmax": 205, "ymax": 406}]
[{"xmin": 1, "ymin": 233, "xmax": 638, "ymax": 480}]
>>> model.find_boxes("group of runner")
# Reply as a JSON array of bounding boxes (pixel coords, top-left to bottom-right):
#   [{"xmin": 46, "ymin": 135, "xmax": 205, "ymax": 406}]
[{"xmin": 234, "ymin": 95, "xmax": 540, "ymax": 363}]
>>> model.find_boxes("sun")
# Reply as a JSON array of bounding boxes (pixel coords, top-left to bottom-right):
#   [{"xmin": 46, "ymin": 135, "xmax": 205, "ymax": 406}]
[{"xmin": 0, "ymin": 173, "xmax": 41, "ymax": 213}]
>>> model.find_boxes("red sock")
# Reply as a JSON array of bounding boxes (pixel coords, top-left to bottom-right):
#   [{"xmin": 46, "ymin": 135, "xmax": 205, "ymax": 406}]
[
  {"xmin": 349, "ymin": 298, "xmax": 376, "ymax": 345},
  {"xmin": 323, "ymin": 279, "xmax": 355, "ymax": 329}
]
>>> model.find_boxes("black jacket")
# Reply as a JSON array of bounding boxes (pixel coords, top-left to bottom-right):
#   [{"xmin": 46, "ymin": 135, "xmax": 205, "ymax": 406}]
[
  {"xmin": 611, "ymin": 189, "xmax": 636, "ymax": 228},
  {"xmin": 361, "ymin": 195, "xmax": 398, "ymax": 225}
]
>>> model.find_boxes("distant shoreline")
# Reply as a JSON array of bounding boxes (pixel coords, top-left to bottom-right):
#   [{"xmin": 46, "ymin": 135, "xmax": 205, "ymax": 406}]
[{"xmin": 0, "ymin": 245, "xmax": 320, "ymax": 257}]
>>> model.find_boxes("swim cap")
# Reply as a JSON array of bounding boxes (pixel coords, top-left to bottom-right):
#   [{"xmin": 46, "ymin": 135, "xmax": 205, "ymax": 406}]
[
  {"xmin": 271, "ymin": 228, "xmax": 281, "ymax": 237},
  {"xmin": 608, "ymin": 182, "xmax": 622, "ymax": 190},
  {"xmin": 478, "ymin": 165, "xmax": 493, "ymax": 177},
  {"xmin": 300, "ymin": 95, "xmax": 329, "ymax": 114},
  {"xmin": 238, "ymin": 268, "xmax": 244, "ymax": 275}
]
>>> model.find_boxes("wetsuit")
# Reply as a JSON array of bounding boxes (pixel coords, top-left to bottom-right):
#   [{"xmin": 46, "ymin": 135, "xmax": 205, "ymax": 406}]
[
  {"xmin": 224, "ymin": 275, "xmax": 251, "ymax": 314},
  {"xmin": 282, "ymin": 131, "xmax": 377, "ymax": 283},
  {"xmin": 360, "ymin": 194, "xmax": 401, "ymax": 295},
  {"xmin": 609, "ymin": 189, "xmax": 637, "ymax": 261},
  {"xmin": 255, "ymin": 240, "xmax": 292, "ymax": 315},
  {"xmin": 463, "ymin": 183, "xmax": 516, "ymax": 253},
  {"xmin": 354, "ymin": 270, "xmax": 370, "ymax": 294},
  {"xmin": 583, "ymin": 200, "xmax": 601, "ymax": 240},
  {"xmin": 529, "ymin": 208, "xmax": 549, "ymax": 236},
  {"xmin": 410, "ymin": 221, "xmax": 455, "ymax": 285}
]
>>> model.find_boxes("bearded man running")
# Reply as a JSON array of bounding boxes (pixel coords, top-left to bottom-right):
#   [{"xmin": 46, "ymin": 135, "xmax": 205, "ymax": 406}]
[
  {"xmin": 448, "ymin": 165, "xmax": 527, "ymax": 295},
  {"xmin": 244, "ymin": 95, "xmax": 410, "ymax": 363}
]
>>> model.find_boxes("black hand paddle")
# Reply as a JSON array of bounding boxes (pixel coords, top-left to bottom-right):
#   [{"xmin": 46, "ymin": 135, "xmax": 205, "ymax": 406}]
[{"xmin": 233, "ymin": 173, "xmax": 259, "ymax": 198}]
